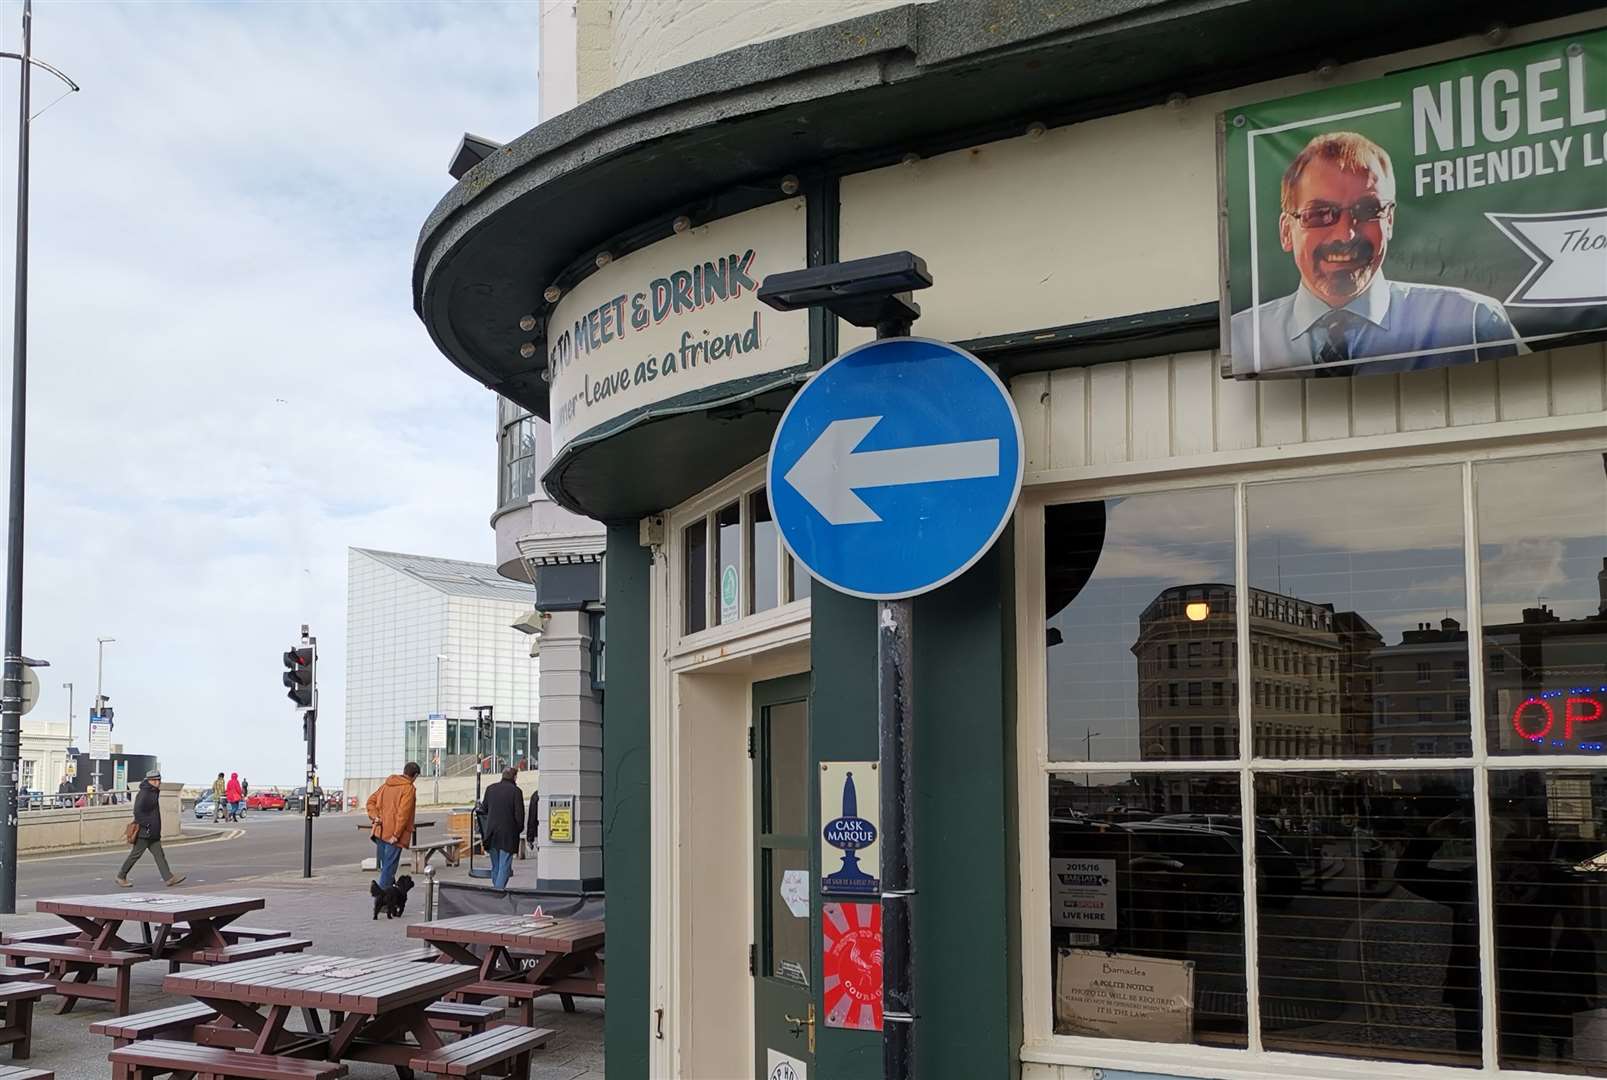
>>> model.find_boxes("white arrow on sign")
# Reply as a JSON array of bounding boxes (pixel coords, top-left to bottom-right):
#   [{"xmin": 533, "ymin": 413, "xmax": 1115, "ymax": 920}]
[{"xmin": 783, "ymin": 415, "xmax": 1000, "ymax": 526}]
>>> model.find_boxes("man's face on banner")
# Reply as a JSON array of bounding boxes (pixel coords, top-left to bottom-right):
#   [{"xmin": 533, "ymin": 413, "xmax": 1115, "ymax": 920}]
[{"xmin": 1278, "ymin": 157, "xmax": 1395, "ymax": 309}]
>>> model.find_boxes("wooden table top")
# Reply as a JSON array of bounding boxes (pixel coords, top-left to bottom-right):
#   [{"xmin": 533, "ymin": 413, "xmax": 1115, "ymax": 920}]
[
  {"xmin": 166, "ymin": 953, "xmax": 476, "ymax": 1014},
  {"xmin": 406, "ymin": 914, "xmax": 604, "ymax": 953},
  {"xmin": 37, "ymin": 894, "xmax": 265, "ymax": 924}
]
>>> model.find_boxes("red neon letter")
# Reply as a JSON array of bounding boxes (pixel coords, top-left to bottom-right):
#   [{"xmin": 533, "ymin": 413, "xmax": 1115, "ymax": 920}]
[
  {"xmin": 1512, "ymin": 698, "xmax": 1554, "ymax": 740},
  {"xmin": 1566, "ymin": 695, "xmax": 1604, "ymax": 741}
]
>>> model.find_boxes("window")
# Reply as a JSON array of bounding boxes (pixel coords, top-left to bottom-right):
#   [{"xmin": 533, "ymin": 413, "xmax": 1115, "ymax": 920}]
[
  {"xmin": 749, "ymin": 489, "xmax": 779, "ymax": 616},
  {"xmin": 1045, "ymin": 488, "xmax": 1236, "ymax": 764},
  {"xmin": 683, "ymin": 519, "xmax": 707, "ymax": 634},
  {"xmin": 497, "ymin": 397, "xmax": 541, "ymax": 507},
  {"xmin": 1187, "ymin": 642, "xmax": 1202, "ymax": 668},
  {"xmin": 1036, "ymin": 452, "xmax": 1607, "ymax": 1075},
  {"xmin": 715, "ymin": 502, "xmax": 740, "ymax": 625}
]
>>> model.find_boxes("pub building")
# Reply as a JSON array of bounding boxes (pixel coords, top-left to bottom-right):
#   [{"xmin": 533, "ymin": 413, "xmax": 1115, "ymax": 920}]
[{"xmin": 413, "ymin": 2, "xmax": 1607, "ymax": 1077}]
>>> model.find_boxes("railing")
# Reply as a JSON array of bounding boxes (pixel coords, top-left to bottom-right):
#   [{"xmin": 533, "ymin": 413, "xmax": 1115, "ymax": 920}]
[{"xmin": 19, "ymin": 790, "xmax": 133, "ymax": 811}]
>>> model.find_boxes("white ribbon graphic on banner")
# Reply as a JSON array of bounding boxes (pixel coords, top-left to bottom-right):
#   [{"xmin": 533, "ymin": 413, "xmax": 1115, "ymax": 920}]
[{"xmin": 1487, "ymin": 208, "xmax": 1607, "ymax": 307}]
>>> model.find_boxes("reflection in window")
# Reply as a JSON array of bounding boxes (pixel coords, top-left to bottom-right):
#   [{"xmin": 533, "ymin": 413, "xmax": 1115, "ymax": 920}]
[
  {"xmin": 1045, "ymin": 488, "xmax": 1237, "ymax": 764},
  {"xmin": 684, "ymin": 519, "xmax": 707, "ymax": 634},
  {"xmin": 1254, "ymin": 770, "xmax": 1479, "ymax": 1067},
  {"xmin": 1248, "ymin": 466, "xmax": 1468, "ymax": 759},
  {"xmin": 787, "ymin": 553, "xmax": 812, "ymax": 603},
  {"xmin": 1477, "ymin": 453, "xmax": 1607, "ymax": 757},
  {"xmin": 497, "ymin": 397, "xmax": 541, "ymax": 507},
  {"xmin": 750, "ymin": 489, "xmax": 779, "ymax": 615},
  {"xmin": 1048, "ymin": 774, "xmax": 1246, "ymax": 1046},
  {"xmin": 1489, "ymin": 770, "xmax": 1607, "ymax": 1074},
  {"xmin": 716, "ymin": 503, "xmax": 741, "ymax": 625}
]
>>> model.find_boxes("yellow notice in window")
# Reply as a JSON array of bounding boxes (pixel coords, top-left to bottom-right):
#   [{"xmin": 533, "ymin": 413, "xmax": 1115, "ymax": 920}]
[{"xmin": 1055, "ymin": 948, "xmax": 1194, "ymax": 1043}]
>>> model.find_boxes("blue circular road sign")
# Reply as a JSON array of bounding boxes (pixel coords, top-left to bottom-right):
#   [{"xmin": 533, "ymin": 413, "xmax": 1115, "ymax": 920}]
[{"xmin": 768, "ymin": 337, "xmax": 1023, "ymax": 600}]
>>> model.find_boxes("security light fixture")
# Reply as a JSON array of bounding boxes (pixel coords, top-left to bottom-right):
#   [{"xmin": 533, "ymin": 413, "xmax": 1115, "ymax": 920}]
[
  {"xmin": 448, "ymin": 133, "xmax": 503, "ymax": 180},
  {"xmin": 758, "ymin": 251, "xmax": 931, "ymax": 329}
]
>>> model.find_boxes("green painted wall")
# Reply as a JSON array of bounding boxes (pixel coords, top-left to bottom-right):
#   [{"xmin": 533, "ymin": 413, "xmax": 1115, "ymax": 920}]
[
  {"xmin": 810, "ymin": 542, "xmax": 1019, "ymax": 1079},
  {"xmin": 603, "ymin": 525, "xmax": 652, "ymax": 1077}
]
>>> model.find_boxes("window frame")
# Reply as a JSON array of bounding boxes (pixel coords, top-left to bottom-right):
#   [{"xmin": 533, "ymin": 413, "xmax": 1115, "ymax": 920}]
[{"xmin": 1016, "ymin": 436, "xmax": 1607, "ymax": 1080}]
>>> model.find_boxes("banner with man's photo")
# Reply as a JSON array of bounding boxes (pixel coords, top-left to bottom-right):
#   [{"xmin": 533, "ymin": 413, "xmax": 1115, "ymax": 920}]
[{"xmin": 1222, "ymin": 29, "xmax": 1607, "ymax": 379}]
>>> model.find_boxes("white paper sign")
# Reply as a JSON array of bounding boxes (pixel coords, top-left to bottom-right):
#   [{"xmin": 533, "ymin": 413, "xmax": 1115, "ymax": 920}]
[
  {"xmin": 1055, "ymin": 948, "xmax": 1194, "ymax": 1043},
  {"xmin": 547, "ymin": 199, "xmax": 808, "ymax": 459},
  {"xmin": 428, "ymin": 713, "xmax": 447, "ymax": 751},
  {"xmin": 88, "ymin": 716, "xmax": 112, "ymax": 762},
  {"xmin": 780, "ymin": 868, "xmax": 809, "ymax": 919},
  {"xmin": 766, "ymin": 1048, "xmax": 807, "ymax": 1080},
  {"xmin": 1050, "ymin": 857, "xmax": 1117, "ymax": 930}
]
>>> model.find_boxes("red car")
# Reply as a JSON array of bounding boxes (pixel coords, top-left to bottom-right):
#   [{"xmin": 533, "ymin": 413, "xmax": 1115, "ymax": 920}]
[{"xmin": 247, "ymin": 791, "xmax": 286, "ymax": 811}]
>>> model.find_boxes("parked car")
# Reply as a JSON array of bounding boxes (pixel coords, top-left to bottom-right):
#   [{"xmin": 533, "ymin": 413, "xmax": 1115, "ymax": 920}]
[
  {"xmin": 285, "ymin": 786, "xmax": 322, "ymax": 815},
  {"xmin": 247, "ymin": 790, "xmax": 286, "ymax": 811},
  {"xmin": 194, "ymin": 794, "xmax": 216, "ymax": 819},
  {"xmin": 324, "ymin": 789, "xmax": 344, "ymax": 812}
]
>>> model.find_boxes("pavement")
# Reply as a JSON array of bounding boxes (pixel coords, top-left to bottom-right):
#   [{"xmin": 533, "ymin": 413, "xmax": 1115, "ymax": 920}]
[{"xmin": 0, "ymin": 810, "xmax": 604, "ymax": 1080}]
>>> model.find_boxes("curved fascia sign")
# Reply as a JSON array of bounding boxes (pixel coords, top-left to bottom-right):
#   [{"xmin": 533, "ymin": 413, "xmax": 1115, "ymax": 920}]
[{"xmin": 546, "ymin": 198, "xmax": 809, "ymax": 459}]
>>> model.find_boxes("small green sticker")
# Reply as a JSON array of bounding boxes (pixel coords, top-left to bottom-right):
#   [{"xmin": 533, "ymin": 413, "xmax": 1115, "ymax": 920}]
[{"xmin": 721, "ymin": 565, "xmax": 739, "ymax": 607}]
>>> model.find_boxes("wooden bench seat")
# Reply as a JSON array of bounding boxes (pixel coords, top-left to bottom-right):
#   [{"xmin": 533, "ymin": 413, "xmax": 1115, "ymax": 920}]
[
  {"xmin": 168, "ymin": 925, "xmax": 290, "ymax": 943},
  {"xmin": 409, "ymin": 1025, "xmax": 552, "ymax": 1079},
  {"xmin": 0, "ymin": 983, "xmax": 49, "ymax": 1061},
  {"xmin": 0, "ymin": 942, "xmax": 141, "ymax": 1016},
  {"xmin": 91, "ymin": 1003, "xmax": 219, "ymax": 1048},
  {"xmin": 424, "ymin": 1001, "xmax": 501, "ymax": 1036},
  {"xmin": 0, "ymin": 930, "xmax": 75, "ymax": 947},
  {"xmin": 0, "ymin": 971, "xmax": 41, "ymax": 985},
  {"xmin": 109, "ymin": 1040, "xmax": 347, "ymax": 1080},
  {"xmin": 0, "ymin": 1065, "xmax": 52, "ymax": 1080},
  {"xmin": 187, "ymin": 938, "xmax": 312, "ymax": 965},
  {"xmin": 407, "ymin": 838, "xmax": 464, "ymax": 873},
  {"xmin": 490, "ymin": 979, "xmax": 600, "ymax": 1019}
]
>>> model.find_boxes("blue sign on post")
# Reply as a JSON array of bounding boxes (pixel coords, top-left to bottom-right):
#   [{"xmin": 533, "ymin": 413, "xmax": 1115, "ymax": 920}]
[{"xmin": 768, "ymin": 337, "xmax": 1023, "ymax": 600}]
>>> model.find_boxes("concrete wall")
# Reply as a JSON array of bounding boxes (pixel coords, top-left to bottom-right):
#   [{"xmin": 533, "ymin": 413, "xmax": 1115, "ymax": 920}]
[{"xmin": 19, "ymin": 785, "xmax": 183, "ymax": 853}]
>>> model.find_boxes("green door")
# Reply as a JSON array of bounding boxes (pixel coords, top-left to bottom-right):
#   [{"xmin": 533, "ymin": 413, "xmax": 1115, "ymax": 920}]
[{"xmin": 753, "ymin": 674, "xmax": 814, "ymax": 1079}]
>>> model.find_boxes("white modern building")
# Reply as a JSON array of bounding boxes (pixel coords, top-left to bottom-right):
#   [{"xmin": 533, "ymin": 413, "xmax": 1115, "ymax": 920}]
[{"xmin": 344, "ymin": 547, "xmax": 540, "ymax": 806}]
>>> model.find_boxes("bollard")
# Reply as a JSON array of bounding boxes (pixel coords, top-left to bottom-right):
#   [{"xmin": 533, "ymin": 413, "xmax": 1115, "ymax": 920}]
[{"xmin": 423, "ymin": 864, "xmax": 436, "ymax": 922}]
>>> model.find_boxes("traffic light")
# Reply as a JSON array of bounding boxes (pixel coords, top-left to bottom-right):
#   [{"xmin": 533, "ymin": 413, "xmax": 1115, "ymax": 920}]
[{"xmin": 282, "ymin": 646, "xmax": 314, "ymax": 708}]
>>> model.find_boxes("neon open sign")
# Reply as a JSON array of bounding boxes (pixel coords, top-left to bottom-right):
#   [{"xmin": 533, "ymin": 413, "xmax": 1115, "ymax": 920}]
[{"xmin": 1511, "ymin": 689, "xmax": 1607, "ymax": 751}]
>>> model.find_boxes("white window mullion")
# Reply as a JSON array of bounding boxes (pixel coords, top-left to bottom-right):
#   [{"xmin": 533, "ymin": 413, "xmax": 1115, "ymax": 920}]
[
  {"xmin": 1235, "ymin": 481, "xmax": 1264, "ymax": 1054},
  {"xmin": 1462, "ymin": 461, "xmax": 1499, "ymax": 1072}
]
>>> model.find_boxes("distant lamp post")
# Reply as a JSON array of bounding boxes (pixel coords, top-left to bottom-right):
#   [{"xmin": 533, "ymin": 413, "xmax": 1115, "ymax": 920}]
[
  {"xmin": 0, "ymin": 0, "xmax": 81, "ymax": 915},
  {"xmin": 1084, "ymin": 729, "xmax": 1101, "ymax": 804},
  {"xmin": 1186, "ymin": 601, "xmax": 1211, "ymax": 622}
]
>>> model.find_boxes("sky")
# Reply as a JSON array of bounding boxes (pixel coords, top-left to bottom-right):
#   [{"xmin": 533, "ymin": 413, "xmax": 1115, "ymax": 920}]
[{"xmin": 0, "ymin": 1, "xmax": 540, "ymax": 787}]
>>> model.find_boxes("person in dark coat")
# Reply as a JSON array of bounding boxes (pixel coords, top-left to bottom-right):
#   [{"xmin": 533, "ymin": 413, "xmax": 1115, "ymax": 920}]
[
  {"xmin": 526, "ymin": 786, "xmax": 540, "ymax": 852},
  {"xmin": 116, "ymin": 770, "xmax": 185, "ymax": 887},
  {"xmin": 481, "ymin": 767, "xmax": 525, "ymax": 889}
]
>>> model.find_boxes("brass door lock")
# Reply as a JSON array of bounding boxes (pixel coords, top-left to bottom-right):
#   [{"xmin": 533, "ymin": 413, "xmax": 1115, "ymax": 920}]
[{"xmin": 782, "ymin": 1004, "xmax": 816, "ymax": 1053}]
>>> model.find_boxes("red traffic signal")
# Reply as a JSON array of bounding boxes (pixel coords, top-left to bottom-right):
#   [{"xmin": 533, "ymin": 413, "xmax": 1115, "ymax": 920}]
[{"xmin": 282, "ymin": 646, "xmax": 314, "ymax": 708}]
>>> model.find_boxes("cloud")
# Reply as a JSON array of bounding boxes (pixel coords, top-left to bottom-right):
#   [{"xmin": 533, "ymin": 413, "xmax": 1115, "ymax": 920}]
[{"xmin": 0, "ymin": 1, "xmax": 538, "ymax": 787}]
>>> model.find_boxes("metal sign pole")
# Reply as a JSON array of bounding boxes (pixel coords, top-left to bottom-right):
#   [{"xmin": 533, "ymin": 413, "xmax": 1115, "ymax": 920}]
[{"xmin": 873, "ymin": 314, "xmax": 917, "ymax": 1079}]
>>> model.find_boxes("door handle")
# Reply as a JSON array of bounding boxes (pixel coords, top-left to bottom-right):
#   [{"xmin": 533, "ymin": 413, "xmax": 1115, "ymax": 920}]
[{"xmin": 782, "ymin": 1004, "xmax": 816, "ymax": 1053}]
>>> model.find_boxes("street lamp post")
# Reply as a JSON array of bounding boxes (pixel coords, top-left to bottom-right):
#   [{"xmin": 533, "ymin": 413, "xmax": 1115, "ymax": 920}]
[
  {"xmin": 0, "ymin": 0, "xmax": 79, "ymax": 914},
  {"xmin": 433, "ymin": 654, "xmax": 447, "ymax": 806}
]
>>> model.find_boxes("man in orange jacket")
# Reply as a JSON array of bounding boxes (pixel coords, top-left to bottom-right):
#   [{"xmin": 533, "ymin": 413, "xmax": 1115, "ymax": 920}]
[{"xmin": 365, "ymin": 761, "xmax": 420, "ymax": 890}]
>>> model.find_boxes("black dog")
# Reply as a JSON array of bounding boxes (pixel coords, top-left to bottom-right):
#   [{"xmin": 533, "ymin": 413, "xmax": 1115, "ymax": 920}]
[{"xmin": 370, "ymin": 874, "xmax": 414, "ymax": 919}]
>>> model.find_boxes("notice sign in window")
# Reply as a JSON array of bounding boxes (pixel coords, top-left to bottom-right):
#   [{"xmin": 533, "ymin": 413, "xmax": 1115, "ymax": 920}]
[
  {"xmin": 1050, "ymin": 858, "xmax": 1117, "ymax": 931},
  {"xmin": 1055, "ymin": 949, "xmax": 1194, "ymax": 1043}
]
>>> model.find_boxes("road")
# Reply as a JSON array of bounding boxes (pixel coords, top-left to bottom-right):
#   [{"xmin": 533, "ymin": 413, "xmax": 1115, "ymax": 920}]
[{"xmin": 15, "ymin": 808, "xmax": 376, "ymax": 900}]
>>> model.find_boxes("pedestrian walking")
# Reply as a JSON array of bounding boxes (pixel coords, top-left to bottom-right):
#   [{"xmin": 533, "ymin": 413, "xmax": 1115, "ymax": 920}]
[
  {"xmin": 482, "ymin": 767, "xmax": 525, "ymax": 890},
  {"xmin": 225, "ymin": 772, "xmax": 244, "ymax": 822},
  {"xmin": 116, "ymin": 770, "xmax": 185, "ymax": 888},
  {"xmin": 365, "ymin": 762, "xmax": 420, "ymax": 891},
  {"xmin": 210, "ymin": 772, "xmax": 227, "ymax": 822}
]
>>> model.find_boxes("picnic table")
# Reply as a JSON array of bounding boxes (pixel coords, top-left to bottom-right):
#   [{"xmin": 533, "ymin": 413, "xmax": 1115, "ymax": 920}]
[
  {"xmin": 0, "ymin": 894, "xmax": 304, "ymax": 1015},
  {"xmin": 165, "ymin": 953, "xmax": 498, "ymax": 1066},
  {"xmin": 406, "ymin": 915, "xmax": 604, "ymax": 1020}
]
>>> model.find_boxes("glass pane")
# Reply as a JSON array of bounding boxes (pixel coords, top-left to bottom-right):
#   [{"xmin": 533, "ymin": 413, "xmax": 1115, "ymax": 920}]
[
  {"xmin": 684, "ymin": 518, "xmax": 707, "ymax": 634},
  {"xmin": 1254, "ymin": 769, "xmax": 1479, "ymax": 1068},
  {"xmin": 788, "ymin": 554, "xmax": 812, "ymax": 603},
  {"xmin": 1489, "ymin": 769, "xmax": 1607, "ymax": 1074},
  {"xmin": 496, "ymin": 722, "xmax": 513, "ymax": 771},
  {"xmin": 766, "ymin": 847, "xmax": 811, "ymax": 985},
  {"xmin": 765, "ymin": 700, "xmax": 808, "ymax": 836},
  {"xmin": 1048, "ymin": 773, "xmax": 1246, "ymax": 1046},
  {"xmin": 716, "ymin": 502, "xmax": 741, "ymax": 625},
  {"xmin": 1045, "ymin": 487, "xmax": 1238, "ymax": 764},
  {"xmin": 750, "ymin": 489, "xmax": 779, "ymax": 615},
  {"xmin": 1248, "ymin": 465, "xmax": 1468, "ymax": 759},
  {"xmin": 512, "ymin": 724, "xmax": 530, "ymax": 770},
  {"xmin": 1477, "ymin": 453, "xmax": 1607, "ymax": 756}
]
